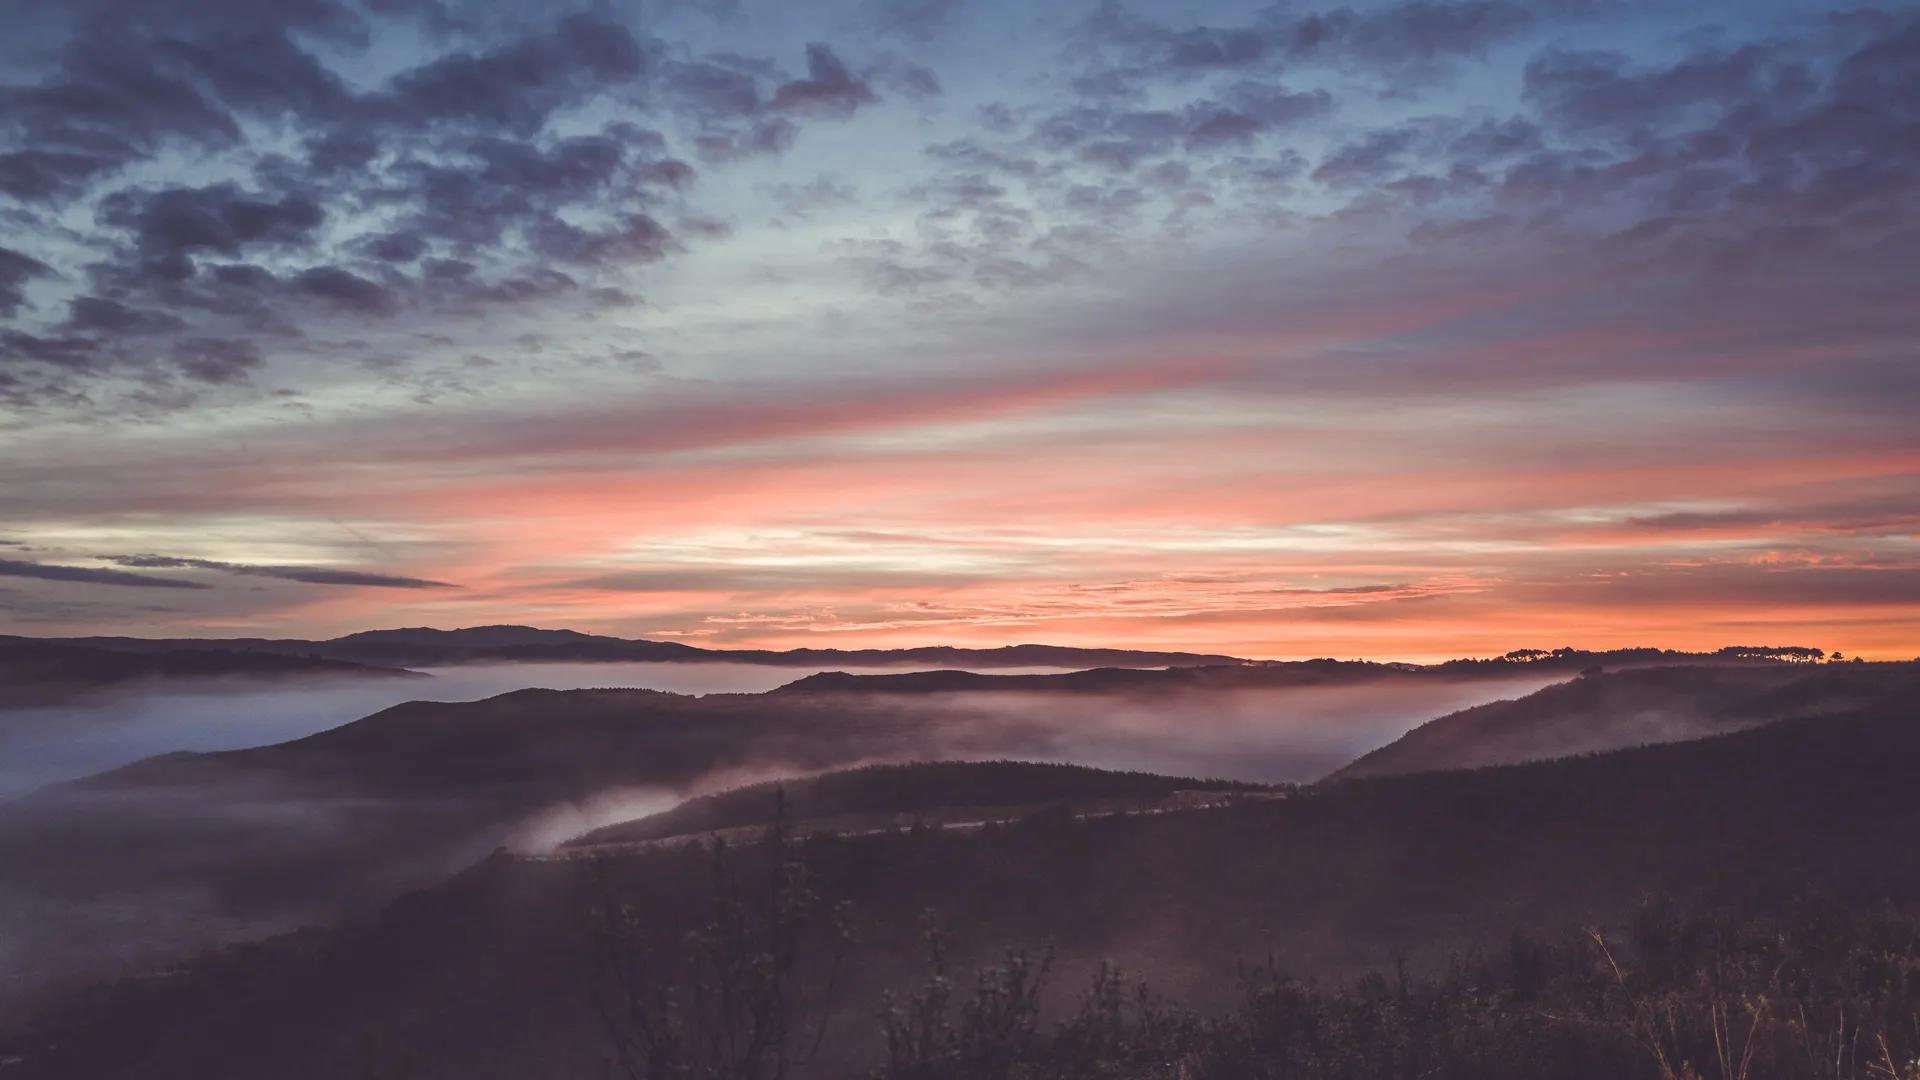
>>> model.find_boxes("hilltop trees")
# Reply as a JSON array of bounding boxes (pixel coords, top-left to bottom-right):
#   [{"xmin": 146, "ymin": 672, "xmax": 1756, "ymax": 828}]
[{"xmin": 1715, "ymin": 645, "xmax": 1827, "ymax": 663}]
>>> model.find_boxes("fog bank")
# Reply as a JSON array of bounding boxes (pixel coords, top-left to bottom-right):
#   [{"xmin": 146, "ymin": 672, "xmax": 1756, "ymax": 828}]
[{"xmin": 0, "ymin": 662, "xmax": 1079, "ymax": 797}]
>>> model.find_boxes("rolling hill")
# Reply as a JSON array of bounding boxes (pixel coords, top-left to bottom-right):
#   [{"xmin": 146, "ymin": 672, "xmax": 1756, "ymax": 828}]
[
  {"xmin": 34, "ymin": 625, "xmax": 1248, "ymax": 670},
  {"xmin": 6, "ymin": 673, "xmax": 1916, "ymax": 1078},
  {"xmin": 1328, "ymin": 661, "xmax": 1918, "ymax": 781},
  {"xmin": 0, "ymin": 655, "xmax": 1886, "ymax": 1033},
  {"xmin": 563, "ymin": 759, "xmax": 1271, "ymax": 849},
  {"xmin": 0, "ymin": 637, "xmax": 421, "ymax": 707}
]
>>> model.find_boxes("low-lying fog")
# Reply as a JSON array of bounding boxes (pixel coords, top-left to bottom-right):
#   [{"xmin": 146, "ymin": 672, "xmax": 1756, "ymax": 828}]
[
  {"xmin": 499, "ymin": 671, "xmax": 1570, "ymax": 852},
  {"xmin": 922, "ymin": 675, "xmax": 1569, "ymax": 784},
  {"xmin": 0, "ymin": 661, "xmax": 1574, "ymax": 1018},
  {"xmin": 0, "ymin": 662, "xmax": 1081, "ymax": 797}
]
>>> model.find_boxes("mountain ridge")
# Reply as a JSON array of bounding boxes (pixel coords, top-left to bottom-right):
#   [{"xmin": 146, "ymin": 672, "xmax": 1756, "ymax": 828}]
[
  {"xmin": 30, "ymin": 624, "xmax": 1246, "ymax": 670},
  {"xmin": 0, "ymin": 637, "xmax": 423, "ymax": 706},
  {"xmin": 19, "ymin": 628, "xmax": 1846, "ymax": 674}
]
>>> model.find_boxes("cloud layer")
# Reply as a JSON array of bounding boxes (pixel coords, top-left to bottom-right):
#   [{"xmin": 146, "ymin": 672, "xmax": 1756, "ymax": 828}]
[{"xmin": 1, "ymin": 0, "xmax": 1916, "ymax": 659}]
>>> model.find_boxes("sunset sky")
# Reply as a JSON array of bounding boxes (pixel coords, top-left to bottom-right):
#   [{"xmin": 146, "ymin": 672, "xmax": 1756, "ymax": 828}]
[{"xmin": 1, "ymin": 0, "xmax": 1916, "ymax": 659}]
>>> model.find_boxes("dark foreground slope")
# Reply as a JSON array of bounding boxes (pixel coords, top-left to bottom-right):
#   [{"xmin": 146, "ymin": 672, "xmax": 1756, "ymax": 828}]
[
  {"xmin": 11, "ymin": 682, "xmax": 1918, "ymax": 1079},
  {"xmin": 1330, "ymin": 661, "xmax": 1917, "ymax": 780}
]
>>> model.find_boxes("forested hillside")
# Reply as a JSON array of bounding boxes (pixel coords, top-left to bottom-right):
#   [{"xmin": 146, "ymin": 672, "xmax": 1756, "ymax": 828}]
[{"xmin": 11, "ymin": 682, "xmax": 1917, "ymax": 1078}]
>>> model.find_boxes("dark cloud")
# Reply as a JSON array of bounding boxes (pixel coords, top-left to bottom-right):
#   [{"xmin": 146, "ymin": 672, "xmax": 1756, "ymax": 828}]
[
  {"xmin": 884, "ymin": 10, "xmax": 1343, "ymax": 292},
  {"xmin": 1274, "ymin": 5, "xmax": 1920, "ymax": 281},
  {"xmin": 1183, "ymin": 82, "xmax": 1334, "ymax": 147},
  {"xmin": 0, "ymin": 6, "xmax": 373, "ymax": 204},
  {"xmin": 468, "ymin": 131, "xmax": 643, "ymax": 199},
  {"xmin": 1075, "ymin": 0, "xmax": 1551, "ymax": 93},
  {"xmin": 1293, "ymin": 1, "xmax": 1537, "ymax": 71},
  {"xmin": 1, "ymin": 32, "xmax": 241, "ymax": 184},
  {"xmin": 96, "ymin": 183, "xmax": 327, "ymax": 265},
  {"xmin": 454, "ymin": 268, "xmax": 579, "ymax": 305},
  {"xmin": 0, "ymin": 248, "xmax": 55, "ymax": 317},
  {"xmin": 1032, "ymin": 81, "xmax": 1330, "ymax": 172},
  {"xmin": 1522, "ymin": 45, "xmax": 1794, "ymax": 135},
  {"xmin": 0, "ymin": 558, "xmax": 209, "ymax": 590},
  {"xmin": 0, "ymin": 150, "xmax": 121, "ymax": 202},
  {"xmin": 0, "ymin": 4, "xmax": 888, "ymax": 410},
  {"xmin": 356, "ymin": 232, "xmax": 429, "ymax": 263},
  {"xmin": 771, "ymin": 45, "xmax": 878, "ymax": 118},
  {"xmin": 864, "ymin": 0, "xmax": 966, "ymax": 43},
  {"xmin": 58, "ymin": 296, "xmax": 185, "ymax": 342},
  {"xmin": 293, "ymin": 267, "xmax": 397, "ymax": 315},
  {"xmin": 38, "ymin": 0, "xmax": 368, "ymax": 41},
  {"xmin": 1619, "ymin": 489, "xmax": 1920, "ymax": 538},
  {"xmin": 524, "ymin": 214, "xmax": 675, "ymax": 266},
  {"xmin": 106, "ymin": 555, "xmax": 455, "ymax": 589},
  {"xmin": 661, "ymin": 57, "xmax": 767, "ymax": 121},
  {"xmin": 1444, "ymin": 117, "xmax": 1543, "ymax": 161},
  {"xmin": 356, "ymin": 122, "xmax": 689, "ymax": 279},
  {"xmin": 1312, "ymin": 125, "xmax": 1427, "ymax": 187},
  {"xmin": 0, "ymin": 329, "xmax": 96, "ymax": 369},
  {"xmin": 169, "ymin": 337, "xmax": 262, "ymax": 383},
  {"xmin": 371, "ymin": 13, "xmax": 650, "ymax": 134},
  {"xmin": 302, "ymin": 129, "xmax": 380, "ymax": 175},
  {"xmin": 158, "ymin": 26, "xmax": 354, "ymax": 120}
]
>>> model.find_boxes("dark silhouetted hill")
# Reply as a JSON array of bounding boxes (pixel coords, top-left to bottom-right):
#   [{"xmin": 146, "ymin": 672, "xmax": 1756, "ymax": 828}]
[
  {"xmin": 768, "ymin": 660, "xmax": 1417, "ymax": 695},
  {"xmin": 25, "ymin": 629, "xmax": 1831, "ymax": 677},
  {"xmin": 0, "ymin": 638, "xmax": 420, "ymax": 706},
  {"xmin": 565, "ymin": 759, "xmax": 1267, "ymax": 847},
  {"xmin": 8, "ymin": 675, "xmax": 1917, "ymax": 1079},
  {"xmin": 35, "ymin": 625, "xmax": 1248, "ymax": 670},
  {"xmin": 1329, "ymin": 661, "xmax": 1917, "ymax": 781}
]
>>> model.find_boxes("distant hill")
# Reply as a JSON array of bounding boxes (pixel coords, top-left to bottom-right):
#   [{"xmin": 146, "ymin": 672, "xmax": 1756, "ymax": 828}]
[
  {"xmin": 768, "ymin": 649, "xmax": 1826, "ymax": 696},
  {"xmin": 564, "ymin": 759, "xmax": 1267, "ymax": 848},
  {"xmin": 39, "ymin": 625, "xmax": 1248, "ymax": 670},
  {"xmin": 87, "ymin": 685, "xmax": 1011, "ymax": 794},
  {"xmin": 26, "ymin": 629, "xmax": 1834, "ymax": 677},
  {"xmin": 769, "ymin": 659, "xmax": 1413, "ymax": 695},
  {"xmin": 1328, "ymin": 661, "xmax": 1918, "ymax": 781},
  {"xmin": 10, "ymin": 675, "xmax": 1918, "ymax": 1078},
  {"xmin": 0, "ymin": 637, "xmax": 420, "ymax": 706}
]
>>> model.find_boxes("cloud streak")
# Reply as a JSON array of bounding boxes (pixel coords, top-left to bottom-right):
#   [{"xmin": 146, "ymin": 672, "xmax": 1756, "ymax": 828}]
[
  {"xmin": 105, "ymin": 556, "xmax": 456, "ymax": 590},
  {"xmin": 0, "ymin": 558, "xmax": 208, "ymax": 590}
]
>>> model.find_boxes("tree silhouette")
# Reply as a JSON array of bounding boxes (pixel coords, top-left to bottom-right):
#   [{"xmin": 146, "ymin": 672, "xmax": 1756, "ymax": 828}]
[{"xmin": 589, "ymin": 790, "xmax": 851, "ymax": 1080}]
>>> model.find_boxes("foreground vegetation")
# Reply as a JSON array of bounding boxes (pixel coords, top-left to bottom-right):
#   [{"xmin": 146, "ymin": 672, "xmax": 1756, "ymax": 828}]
[
  {"xmin": 594, "ymin": 815, "xmax": 1920, "ymax": 1080},
  {"xmin": 864, "ymin": 897, "xmax": 1920, "ymax": 1080}
]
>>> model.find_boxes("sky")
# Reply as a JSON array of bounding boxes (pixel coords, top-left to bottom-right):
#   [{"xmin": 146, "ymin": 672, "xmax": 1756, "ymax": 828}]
[{"xmin": 0, "ymin": 0, "xmax": 1916, "ymax": 660}]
